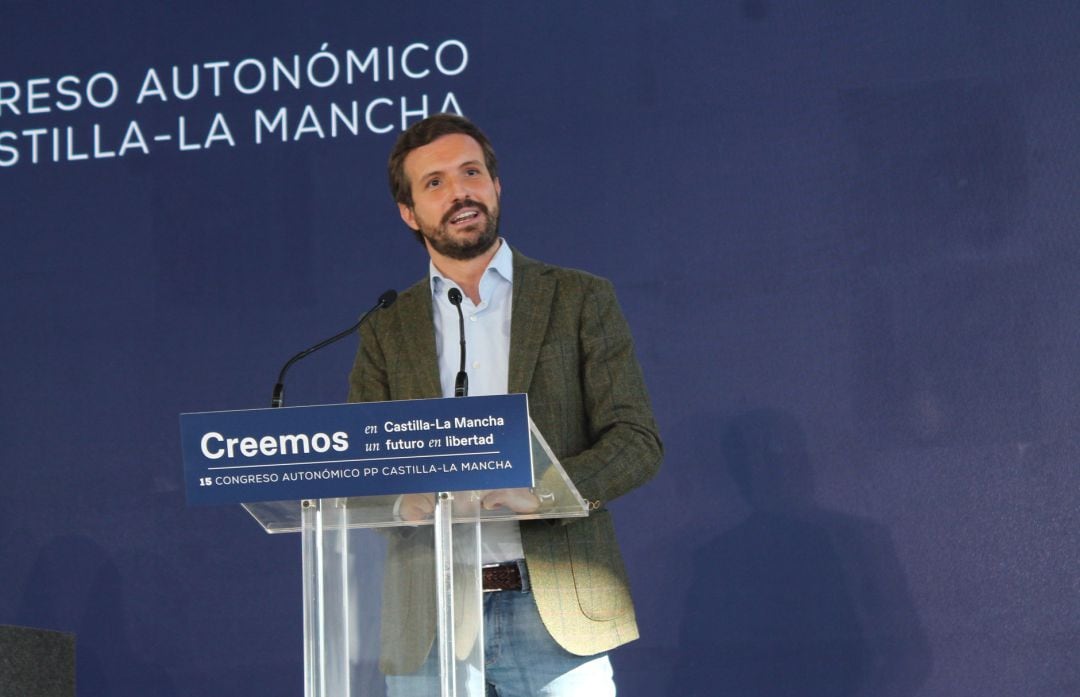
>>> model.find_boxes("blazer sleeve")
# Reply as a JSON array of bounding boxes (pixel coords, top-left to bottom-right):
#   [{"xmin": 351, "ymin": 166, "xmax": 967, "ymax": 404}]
[{"xmin": 556, "ymin": 277, "xmax": 663, "ymax": 507}]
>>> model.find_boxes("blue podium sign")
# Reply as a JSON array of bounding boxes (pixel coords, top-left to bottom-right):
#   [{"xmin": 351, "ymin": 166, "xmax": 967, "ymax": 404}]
[{"xmin": 180, "ymin": 394, "xmax": 533, "ymax": 506}]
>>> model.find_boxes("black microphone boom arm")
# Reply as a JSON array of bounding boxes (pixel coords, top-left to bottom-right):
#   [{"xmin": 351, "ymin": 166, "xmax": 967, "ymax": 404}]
[{"xmin": 270, "ymin": 289, "xmax": 397, "ymax": 408}]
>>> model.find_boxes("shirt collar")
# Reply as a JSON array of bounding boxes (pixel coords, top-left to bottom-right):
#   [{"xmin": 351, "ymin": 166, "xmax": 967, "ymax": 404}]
[{"xmin": 429, "ymin": 238, "xmax": 514, "ymax": 296}]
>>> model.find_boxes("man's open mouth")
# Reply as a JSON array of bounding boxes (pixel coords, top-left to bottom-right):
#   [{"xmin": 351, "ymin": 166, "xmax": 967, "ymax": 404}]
[{"xmin": 449, "ymin": 209, "xmax": 480, "ymax": 224}]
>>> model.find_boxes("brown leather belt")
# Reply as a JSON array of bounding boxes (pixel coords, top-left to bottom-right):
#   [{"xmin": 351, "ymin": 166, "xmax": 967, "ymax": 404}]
[{"xmin": 482, "ymin": 562, "xmax": 523, "ymax": 592}]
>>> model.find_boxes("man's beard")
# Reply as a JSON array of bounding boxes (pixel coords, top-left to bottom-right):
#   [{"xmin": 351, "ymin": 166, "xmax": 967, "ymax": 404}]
[{"xmin": 418, "ymin": 198, "xmax": 500, "ymax": 261}]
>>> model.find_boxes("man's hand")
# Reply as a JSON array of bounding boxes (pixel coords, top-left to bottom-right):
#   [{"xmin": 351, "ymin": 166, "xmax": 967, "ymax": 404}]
[
  {"xmin": 398, "ymin": 493, "xmax": 436, "ymax": 522},
  {"xmin": 481, "ymin": 488, "xmax": 541, "ymax": 514}
]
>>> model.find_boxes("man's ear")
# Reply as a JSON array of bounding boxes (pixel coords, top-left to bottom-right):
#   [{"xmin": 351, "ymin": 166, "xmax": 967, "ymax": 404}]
[
  {"xmin": 494, "ymin": 177, "xmax": 501, "ymax": 197},
  {"xmin": 398, "ymin": 202, "xmax": 419, "ymax": 230}
]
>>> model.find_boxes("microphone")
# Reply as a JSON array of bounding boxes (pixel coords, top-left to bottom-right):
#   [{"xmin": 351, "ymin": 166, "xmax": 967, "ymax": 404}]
[
  {"xmin": 270, "ymin": 289, "xmax": 397, "ymax": 407},
  {"xmin": 447, "ymin": 288, "xmax": 468, "ymax": 397}
]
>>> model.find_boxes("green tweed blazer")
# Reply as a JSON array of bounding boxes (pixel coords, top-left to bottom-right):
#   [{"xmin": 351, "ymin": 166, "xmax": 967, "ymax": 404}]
[{"xmin": 348, "ymin": 249, "xmax": 662, "ymax": 668}]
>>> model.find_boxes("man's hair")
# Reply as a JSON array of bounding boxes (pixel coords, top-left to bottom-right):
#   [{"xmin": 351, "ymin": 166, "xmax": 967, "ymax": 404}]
[{"xmin": 387, "ymin": 113, "xmax": 499, "ymax": 208}]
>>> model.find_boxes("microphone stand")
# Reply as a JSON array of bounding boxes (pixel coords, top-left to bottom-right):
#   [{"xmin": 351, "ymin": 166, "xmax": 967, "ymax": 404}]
[{"xmin": 270, "ymin": 289, "xmax": 397, "ymax": 408}]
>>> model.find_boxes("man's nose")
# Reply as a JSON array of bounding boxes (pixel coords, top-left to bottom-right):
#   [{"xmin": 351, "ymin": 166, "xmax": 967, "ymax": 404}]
[{"xmin": 448, "ymin": 175, "xmax": 470, "ymax": 200}]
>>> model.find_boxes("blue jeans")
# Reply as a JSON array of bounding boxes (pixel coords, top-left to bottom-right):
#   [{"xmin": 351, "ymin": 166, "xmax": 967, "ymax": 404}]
[
  {"xmin": 387, "ymin": 581, "xmax": 615, "ymax": 697},
  {"xmin": 483, "ymin": 589, "xmax": 615, "ymax": 697}
]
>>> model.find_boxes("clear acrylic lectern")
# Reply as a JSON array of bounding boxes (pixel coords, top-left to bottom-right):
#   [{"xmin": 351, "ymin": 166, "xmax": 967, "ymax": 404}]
[{"xmin": 242, "ymin": 421, "xmax": 588, "ymax": 697}]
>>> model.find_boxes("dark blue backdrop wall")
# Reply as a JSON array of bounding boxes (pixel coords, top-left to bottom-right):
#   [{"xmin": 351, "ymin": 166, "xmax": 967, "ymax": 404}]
[{"xmin": 2, "ymin": 2, "xmax": 1078, "ymax": 695}]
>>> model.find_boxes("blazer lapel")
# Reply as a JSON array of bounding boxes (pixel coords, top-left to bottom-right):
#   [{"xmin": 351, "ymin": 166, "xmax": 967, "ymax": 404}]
[{"xmin": 508, "ymin": 251, "xmax": 556, "ymax": 394}]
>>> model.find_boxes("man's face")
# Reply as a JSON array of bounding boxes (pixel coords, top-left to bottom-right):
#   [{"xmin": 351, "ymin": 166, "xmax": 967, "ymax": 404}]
[{"xmin": 398, "ymin": 133, "xmax": 502, "ymax": 260}]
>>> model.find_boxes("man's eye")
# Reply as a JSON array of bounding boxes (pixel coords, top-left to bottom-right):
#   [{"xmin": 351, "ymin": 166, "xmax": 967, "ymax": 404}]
[
  {"xmin": 426, "ymin": 178, "xmax": 440, "ymax": 188},
  {"xmin": 466, "ymin": 169, "xmax": 480, "ymax": 176}
]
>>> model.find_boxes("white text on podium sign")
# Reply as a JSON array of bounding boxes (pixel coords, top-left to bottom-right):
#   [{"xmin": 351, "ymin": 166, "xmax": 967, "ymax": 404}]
[{"xmin": 180, "ymin": 394, "xmax": 533, "ymax": 505}]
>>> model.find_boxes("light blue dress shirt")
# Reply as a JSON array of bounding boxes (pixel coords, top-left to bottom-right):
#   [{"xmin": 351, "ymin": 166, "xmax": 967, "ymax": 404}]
[
  {"xmin": 429, "ymin": 240, "xmax": 513, "ymax": 401},
  {"xmin": 429, "ymin": 240, "xmax": 523, "ymax": 563}
]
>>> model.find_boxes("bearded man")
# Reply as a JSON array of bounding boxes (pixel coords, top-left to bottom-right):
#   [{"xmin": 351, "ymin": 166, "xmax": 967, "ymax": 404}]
[{"xmin": 349, "ymin": 113, "xmax": 662, "ymax": 697}]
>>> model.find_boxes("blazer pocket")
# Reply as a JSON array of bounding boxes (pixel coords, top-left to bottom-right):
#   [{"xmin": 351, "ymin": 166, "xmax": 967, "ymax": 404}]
[{"xmin": 566, "ymin": 511, "xmax": 633, "ymax": 621}]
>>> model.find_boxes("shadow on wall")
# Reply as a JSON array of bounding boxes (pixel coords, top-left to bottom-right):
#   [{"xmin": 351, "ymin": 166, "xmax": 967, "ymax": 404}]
[
  {"xmin": 16, "ymin": 535, "xmax": 178, "ymax": 696},
  {"xmin": 672, "ymin": 408, "xmax": 931, "ymax": 697}
]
